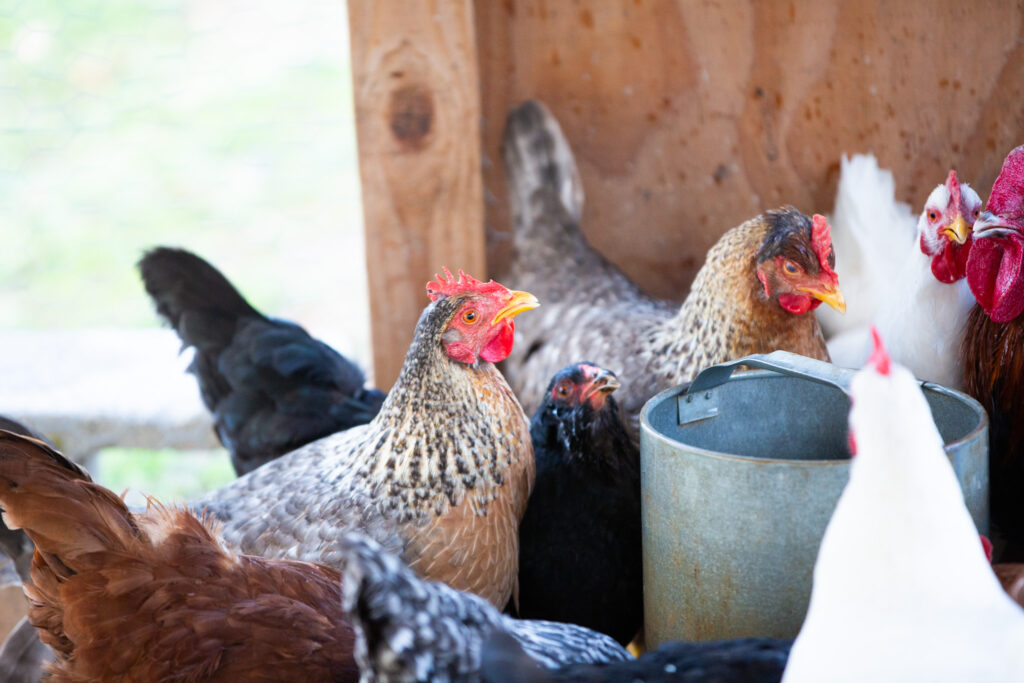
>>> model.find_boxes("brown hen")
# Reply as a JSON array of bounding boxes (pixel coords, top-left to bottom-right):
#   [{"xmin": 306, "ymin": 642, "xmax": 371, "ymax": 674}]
[
  {"xmin": 503, "ymin": 209, "xmax": 844, "ymax": 432},
  {"xmin": 0, "ymin": 430, "xmax": 358, "ymax": 682}
]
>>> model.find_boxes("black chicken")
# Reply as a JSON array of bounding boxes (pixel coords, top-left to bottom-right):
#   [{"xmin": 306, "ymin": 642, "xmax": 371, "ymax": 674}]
[
  {"xmin": 516, "ymin": 363, "xmax": 642, "ymax": 647},
  {"xmin": 481, "ymin": 630, "xmax": 792, "ymax": 683},
  {"xmin": 138, "ymin": 247, "xmax": 385, "ymax": 475}
]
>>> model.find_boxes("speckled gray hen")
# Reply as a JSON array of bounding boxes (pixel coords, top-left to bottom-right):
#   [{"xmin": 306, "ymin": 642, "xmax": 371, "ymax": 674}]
[
  {"xmin": 339, "ymin": 533, "xmax": 629, "ymax": 683},
  {"xmin": 192, "ymin": 271, "xmax": 539, "ymax": 608}
]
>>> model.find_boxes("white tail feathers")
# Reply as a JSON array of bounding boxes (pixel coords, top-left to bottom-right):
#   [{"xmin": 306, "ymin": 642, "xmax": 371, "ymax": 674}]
[{"xmin": 817, "ymin": 154, "xmax": 917, "ymax": 337}]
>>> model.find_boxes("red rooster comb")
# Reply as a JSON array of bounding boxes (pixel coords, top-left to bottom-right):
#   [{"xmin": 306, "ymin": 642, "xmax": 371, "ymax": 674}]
[
  {"xmin": 987, "ymin": 145, "xmax": 1024, "ymax": 218},
  {"xmin": 811, "ymin": 214, "xmax": 837, "ymax": 278},
  {"xmin": 945, "ymin": 169, "xmax": 961, "ymax": 211},
  {"xmin": 867, "ymin": 326, "xmax": 891, "ymax": 376},
  {"xmin": 425, "ymin": 267, "xmax": 508, "ymax": 302}
]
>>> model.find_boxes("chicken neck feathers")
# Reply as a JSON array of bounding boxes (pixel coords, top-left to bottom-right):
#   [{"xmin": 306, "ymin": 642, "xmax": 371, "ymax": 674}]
[{"xmin": 962, "ymin": 306, "xmax": 1024, "ymax": 553}]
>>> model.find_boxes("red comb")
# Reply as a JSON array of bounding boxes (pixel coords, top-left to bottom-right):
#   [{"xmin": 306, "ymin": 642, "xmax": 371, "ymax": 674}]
[
  {"xmin": 980, "ymin": 534, "xmax": 994, "ymax": 563},
  {"xmin": 986, "ymin": 145, "xmax": 1024, "ymax": 217},
  {"xmin": 811, "ymin": 214, "xmax": 837, "ymax": 279},
  {"xmin": 945, "ymin": 169, "xmax": 961, "ymax": 212},
  {"xmin": 868, "ymin": 326, "xmax": 891, "ymax": 376},
  {"xmin": 425, "ymin": 267, "xmax": 508, "ymax": 302}
]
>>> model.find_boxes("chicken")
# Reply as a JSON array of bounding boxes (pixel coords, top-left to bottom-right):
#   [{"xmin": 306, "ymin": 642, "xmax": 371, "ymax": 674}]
[
  {"xmin": 826, "ymin": 170, "xmax": 980, "ymax": 389},
  {"xmin": 480, "ymin": 630, "xmax": 791, "ymax": 683},
  {"xmin": 192, "ymin": 269, "xmax": 539, "ymax": 608},
  {"xmin": 500, "ymin": 100, "xmax": 661, "ymax": 309},
  {"xmin": 0, "ymin": 429, "xmax": 360, "ymax": 682},
  {"xmin": 961, "ymin": 145, "xmax": 1024, "ymax": 560},
  {"xmin": 139, "ymin": 246, "xmax": 386, "ymax": 475},
  {"xmin": 339, "ymin": 533, "xmax": 629, "ymax": 683},
  {"xmin": 783, "ymin": 331, "xmax": 1024, "ymax": 683},
  {"xmin": 516, "ymin": 363, "xmax": 641, "ymax": 646},
  {"xmin": 503, "ymin": 209, "xmax": 845, "ymax": 432},
  {"xmin": 815, "ymin": 154, "xmax": 918, "ymax": 338}
]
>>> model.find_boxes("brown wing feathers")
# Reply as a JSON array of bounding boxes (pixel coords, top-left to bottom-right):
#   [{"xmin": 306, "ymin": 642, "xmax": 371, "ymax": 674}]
[{"xmin": 0, "ymin": 429, "xmax": 358, "ymax": 682}]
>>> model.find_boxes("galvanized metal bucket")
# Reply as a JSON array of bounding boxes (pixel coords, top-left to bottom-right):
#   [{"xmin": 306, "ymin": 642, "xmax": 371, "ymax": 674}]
[{"xmin": 639, "ymin": 351, "xmax": 988, "ymax": 647}]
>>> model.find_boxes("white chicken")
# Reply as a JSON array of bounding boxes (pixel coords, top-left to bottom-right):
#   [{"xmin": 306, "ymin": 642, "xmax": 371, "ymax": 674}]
[
  {"xmin": 783, "ymin": 331, "xmax": 1024, "ymax": 683},
  {"xmin": 825, "ymin": 170, "xmax": 980, "ymax": 389},
  {"xmin": 816, "ymin": 154, "xmax": 918, "ymax": 337}
]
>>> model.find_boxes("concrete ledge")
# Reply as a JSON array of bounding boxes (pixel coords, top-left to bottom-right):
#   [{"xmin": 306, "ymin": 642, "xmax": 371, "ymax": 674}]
[{"xmin": 0, "ymin": 329, "xmax": 220, "ymax": 461}]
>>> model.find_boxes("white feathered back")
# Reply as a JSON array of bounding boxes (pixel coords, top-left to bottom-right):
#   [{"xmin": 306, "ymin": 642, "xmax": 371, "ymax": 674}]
[{"xmin": 783, "ymin": 336, "xmax": 1024, "ymax": 683}]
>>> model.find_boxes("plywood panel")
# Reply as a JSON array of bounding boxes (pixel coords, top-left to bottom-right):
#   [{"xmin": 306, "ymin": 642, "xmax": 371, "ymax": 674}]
[
  {"xmin": 349, "ymin": 0, "xmax": 486, "ymax": 388},
  {"xmin": 478, "ymin": 0, "xmax": 1024, "ymax": 299}
]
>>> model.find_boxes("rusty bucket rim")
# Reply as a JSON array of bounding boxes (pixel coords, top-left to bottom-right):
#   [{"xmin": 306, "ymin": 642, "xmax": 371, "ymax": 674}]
[{"xmin": 639, "ymin": 368, "xmax": 989, "ymax": 466}]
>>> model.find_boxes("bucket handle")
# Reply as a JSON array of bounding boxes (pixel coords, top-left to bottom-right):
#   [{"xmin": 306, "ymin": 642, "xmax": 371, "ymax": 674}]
[{"xmin": 687, "ymin": 350, "xmax": 856, "ymax": 396}]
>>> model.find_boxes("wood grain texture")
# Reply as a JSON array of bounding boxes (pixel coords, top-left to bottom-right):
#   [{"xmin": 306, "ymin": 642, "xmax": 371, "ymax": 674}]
[
  {"xmin": 349, "ymin": 0, "xmax": 486, "ymax": 389},
  {"xmin": 478, "ymin": 0, "xmax": 1024, "ymax": 299}
]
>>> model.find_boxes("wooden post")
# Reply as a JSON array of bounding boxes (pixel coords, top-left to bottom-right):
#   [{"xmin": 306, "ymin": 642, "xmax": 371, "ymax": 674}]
[{"xmin": 349, "ymin": 0, "xmax": 486, "ymax": 389}]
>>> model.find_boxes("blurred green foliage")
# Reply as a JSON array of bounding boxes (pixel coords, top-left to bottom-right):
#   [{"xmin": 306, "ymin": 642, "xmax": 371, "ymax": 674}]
[
  {"xmin": 96, "ymin": 446, "xmax": 236, "ymax": 505},
  {"xmin": 1, "ymin": 0, "xmax": 367, "ymax": 342}
]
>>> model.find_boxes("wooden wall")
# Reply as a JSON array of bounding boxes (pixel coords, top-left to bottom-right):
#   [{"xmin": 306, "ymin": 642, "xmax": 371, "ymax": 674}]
[
  {"xmin": 352, "ymin": 0, "xmax": 1024, "ymax": 386},
  {"xmin": 477, "ymin": 0, "xmax": 1024, "ymax": 298}
]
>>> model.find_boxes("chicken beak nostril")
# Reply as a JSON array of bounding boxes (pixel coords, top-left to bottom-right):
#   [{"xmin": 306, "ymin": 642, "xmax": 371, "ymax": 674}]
[
  {"xmin": 941, "ymin": 214, "xmax": 970, "ymax": 245},
  {"xmin": 581, "ymin": 371, "xmax": 620, "ymax": 403}
]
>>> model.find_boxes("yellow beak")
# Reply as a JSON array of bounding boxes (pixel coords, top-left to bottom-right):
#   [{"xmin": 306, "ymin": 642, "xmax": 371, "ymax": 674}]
[
  {"xmin": 799, "ymin": 284, "xmax": 847, "ymax": 314},
  {"xmin": 941, "ymin": 214, "xmax": 970, "ymax": 245},
  {"xmin": 491, "ymin": 290, "xmax": 540, "ymax": 325}
]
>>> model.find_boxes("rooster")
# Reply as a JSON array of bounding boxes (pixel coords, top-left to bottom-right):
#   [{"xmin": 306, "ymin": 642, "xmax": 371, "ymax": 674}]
[
  {"xmin": 827, "ymin": 170, "xmax": 979, "ymax": 389},
  {"xmin": 138, "ymin": 246, "xmax": 386, "ymax": 476},
  {"xmin": 190, "ymin": 269, "xmax": 539, "ymax": 609},
  {"xmin": 503, "ymin": 208, "xmax": 845, "ymax": 432},
  {"xmin": 516, "ymin": 363, "xmax": 641, "ymax": 646},
  {"xmin": 0, "ymin": 430, "xmax": 360, "ymax": 682},
  {"xmin": 783, "ymin": 331, "xmax": 1024, "ymax": 682},
  {"xmin": 961, "ymin": 145, "xmax": 1024, "ymax": 560},
  {"xmin": 339, "ymin": 533, "xmax": 629, "ymax": 683},
  {"xmin": 500, "ymin": 100, "xmax": 662, "ymax": 310}
]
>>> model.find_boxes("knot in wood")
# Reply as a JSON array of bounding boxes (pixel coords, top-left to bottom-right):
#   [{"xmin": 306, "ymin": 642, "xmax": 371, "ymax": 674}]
[{"xmin": 389, "ymin": 85, "xmax": 433, "ymax": 149}]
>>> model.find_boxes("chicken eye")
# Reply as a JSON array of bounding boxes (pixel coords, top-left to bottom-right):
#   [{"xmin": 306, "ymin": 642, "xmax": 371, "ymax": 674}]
[
  {"xmin": 783, "ymin": 261, "xmax": 800, "ymax": 275},
  {"xmin": 554, "ymin": 381, "xmax": 572, "ymax": 399},
  {"xmin": 973, "ymin": 207, "xmax": 981, "ymax": 219},
  {"xmin": 927, "ymin": 209, "xmax": 939, "ymax": 222},
  {"xmin": 461, "ymin": 309, "xmax": 479, "ymax": 324}
]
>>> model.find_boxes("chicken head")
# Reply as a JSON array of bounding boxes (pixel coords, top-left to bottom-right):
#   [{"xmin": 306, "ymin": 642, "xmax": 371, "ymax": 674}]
[
  {"xmin": 967, "ymin": 145, "xmax": 1024, "ymax": 323},
  {"xmin": 919, "ymin": 169, "xmax": 981, "ymax": 284},
  {"xmin": 755, "ymin": 212, "xmax": 846, "ymax": 315},
  {"xmin": 426, "ymin": 268, "xmax": 540, "ymax": 364}
]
